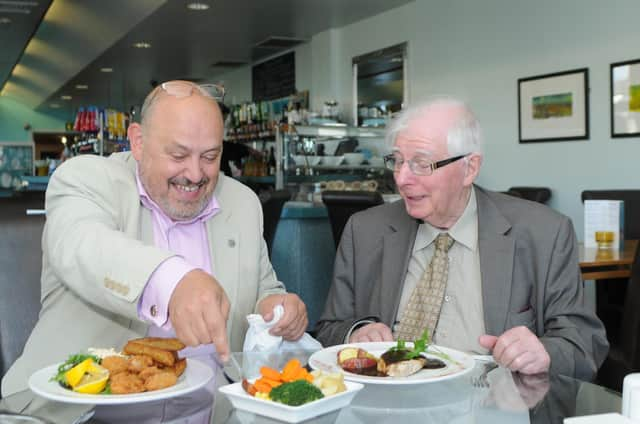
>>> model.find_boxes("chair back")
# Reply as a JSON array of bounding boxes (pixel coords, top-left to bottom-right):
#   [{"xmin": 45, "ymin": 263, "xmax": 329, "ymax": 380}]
[
  {"xmin": 581, "ymin": 190, "xmax": 640, "ymax": 239},
  {"xmin": 261, "ymin": 189, "xmax": 291, "ymax": 257},
  {"xmin": 0, "ymin": 193, "xmax": 45, "ymax": 378},
  {"xmin": 321, "ymin": 190, "xmax": 384, "ymax": 248},
  {"xmin": 597, "ymin": 245, "xmax": 640, "ymax": 391},
  {"xmin": 508, "ymin": 186, "xmax": 551, "ymax": 204}
]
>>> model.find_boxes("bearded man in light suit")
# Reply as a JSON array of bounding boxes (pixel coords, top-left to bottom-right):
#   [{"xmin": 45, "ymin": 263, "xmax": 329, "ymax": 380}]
[
  {"xmin": 2, "ymin": 81, "xmax": 308, "ymax": 405},
  {"xmin": 315, "ymin": 97, "xmax": 607, "ymax": 379}
]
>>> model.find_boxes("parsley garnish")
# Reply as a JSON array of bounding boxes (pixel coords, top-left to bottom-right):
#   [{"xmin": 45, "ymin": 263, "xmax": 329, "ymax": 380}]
[{"xmin": 392, "ymin": 329, "xmax": 430, "ymax": 359}]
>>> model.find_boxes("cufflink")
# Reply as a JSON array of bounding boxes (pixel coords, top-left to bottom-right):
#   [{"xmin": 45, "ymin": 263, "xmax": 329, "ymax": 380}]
[{"xmin": 150, "ymin": 305, "xmax": 157, "ymax": 317}]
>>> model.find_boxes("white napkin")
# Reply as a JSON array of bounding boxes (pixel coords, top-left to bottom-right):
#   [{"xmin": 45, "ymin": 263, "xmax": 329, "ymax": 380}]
[{"xmin": 242, "ymin": 305, "xmax": 322, "ymax": 352}]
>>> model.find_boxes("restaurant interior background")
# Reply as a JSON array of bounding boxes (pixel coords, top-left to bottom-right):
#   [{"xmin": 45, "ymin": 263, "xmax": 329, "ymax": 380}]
[{"xmin": 0, "ymin": 0, "xmax": 639, "ymax": 239}]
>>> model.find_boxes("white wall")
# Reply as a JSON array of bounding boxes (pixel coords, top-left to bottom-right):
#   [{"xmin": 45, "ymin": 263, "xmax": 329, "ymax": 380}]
[{"xmin": 217, "ymin": 0, "xmax": 640, "ymax": 240}]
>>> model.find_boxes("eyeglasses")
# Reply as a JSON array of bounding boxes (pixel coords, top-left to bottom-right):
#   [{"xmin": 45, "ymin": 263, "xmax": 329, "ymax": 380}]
[
  {"xmin": 383, "ymin": 153, "xmax": 468, "ymax": 176},
  {"xmin": 159, "ymin": 81, "xmax": 225, "ymax": 101}
]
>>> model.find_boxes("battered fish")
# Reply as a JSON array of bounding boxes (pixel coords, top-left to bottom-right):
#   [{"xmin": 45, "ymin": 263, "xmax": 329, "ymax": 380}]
[
  {"xmin": 129, "ymin": 337, "xmax": 185, "ymax": 351},
  {"xmin": 144, "ymin": 371, "xmax": 178, "ymax": 391},
  {"xmin": 110, "ymin": 372, "xmax": 145, "ymax": 394},
  {"xmin": 101, "ymin": 356, "xmax": 128, "ymax": 375},
  {"xmin": 124, "ymin": 341, "xmax": 176, "ymax": 366}
]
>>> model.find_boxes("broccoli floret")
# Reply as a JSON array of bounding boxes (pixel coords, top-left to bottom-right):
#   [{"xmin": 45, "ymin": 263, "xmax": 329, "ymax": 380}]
[{"xmin": 269, "ymin": 380, "xmax": 324, "ymax": 406}]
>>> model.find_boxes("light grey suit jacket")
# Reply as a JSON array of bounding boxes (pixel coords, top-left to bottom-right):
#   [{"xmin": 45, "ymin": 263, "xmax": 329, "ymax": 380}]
[
  {"xmin": 2, "ymin": 152, "xmax": 285, "ymax": 396},
  {"xmin": 314, "ymin": 186, "xmax": 608, "ymax": 380}
]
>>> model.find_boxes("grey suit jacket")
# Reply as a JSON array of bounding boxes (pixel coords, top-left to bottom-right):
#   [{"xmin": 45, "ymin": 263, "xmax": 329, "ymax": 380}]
[
  {"xmin": 2, "ymin": 152, "xmax": 285, "ymax": 396},
  {"xmin": 314, "ymin": 186, "xmax": 608, "ymax": 380}
]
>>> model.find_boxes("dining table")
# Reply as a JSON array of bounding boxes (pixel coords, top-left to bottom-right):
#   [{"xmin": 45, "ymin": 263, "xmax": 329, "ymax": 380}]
[
  {"xmin": 0, "ymin": 357, "xmax": 623, "ymax": 424},
  {"xmin": 579, "ymin": 239, "xmax": 638, "ymax": 281}
]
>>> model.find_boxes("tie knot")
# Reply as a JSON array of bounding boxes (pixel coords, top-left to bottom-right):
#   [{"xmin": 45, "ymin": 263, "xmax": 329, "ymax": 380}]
[{"xmin": 435, "ymin": 233, "xmax": 454, "ymax": 252}]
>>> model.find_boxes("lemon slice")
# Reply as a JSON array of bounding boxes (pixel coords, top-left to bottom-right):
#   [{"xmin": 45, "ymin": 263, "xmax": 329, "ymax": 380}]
[
  {"xmin": 64, "ymin": 358, "xmax": 92, "ymax": 388},
  {"xmin": 73, "ymin": 364, "xmax": 109, "ymax": 394}
]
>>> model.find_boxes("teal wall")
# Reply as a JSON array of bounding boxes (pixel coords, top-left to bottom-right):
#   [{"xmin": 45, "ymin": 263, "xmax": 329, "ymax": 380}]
[{"xmin": 0, "ymin": 97, "xmax": 67, "ymax": 142}]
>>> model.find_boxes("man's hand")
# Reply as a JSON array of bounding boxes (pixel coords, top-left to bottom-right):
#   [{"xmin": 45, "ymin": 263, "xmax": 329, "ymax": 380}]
[
  {"xmin": 349, "ymin": 323, "xmax": 393, "ymax": 343},
  {"xmin": 258, "ymin": 293, "xmax": 308, "ymax": 341},
  {"xmin": 168, "ymin": 269, "xmax": 230, "ymax": 361},
  {"xmin": 479, "ymin": 326, "xmax": 551, "ymax": 374}
]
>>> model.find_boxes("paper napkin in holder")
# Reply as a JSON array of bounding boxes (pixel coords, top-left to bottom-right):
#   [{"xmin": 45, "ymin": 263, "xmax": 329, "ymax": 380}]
[
  {"xmin": 239, "ymin": 305, "xmax": 322, "ymax": 380},
  {"xmin": 243, "ymin": 305, "xmax": 322, "ymax": 352}
]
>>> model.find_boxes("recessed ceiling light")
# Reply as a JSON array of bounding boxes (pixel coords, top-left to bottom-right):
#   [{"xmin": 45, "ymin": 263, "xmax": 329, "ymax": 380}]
[
  {"xmin": 100, "ymin": 67, "xmax": 113, "ymax": 73},
  {"xmin": 132, "ymin": 41, "xmax": 152, "ymax": 49},
  {"xmin": 187, "ymin": 2, "xmax": 209, "ymax": 11},
  {"xmin": 61, "ymin": 95, "xmax": 72, "ymax": 100},
  {"xmin": 0, "ymin": 17, "xmax": 11, "ymax": 24},
  {"xmin": 50, "ymin": 103, "xmax": 60, "ymax": 108},
  {"xmin": 75, "ymin": 84, "xmax": 88, "ymax": 90}
]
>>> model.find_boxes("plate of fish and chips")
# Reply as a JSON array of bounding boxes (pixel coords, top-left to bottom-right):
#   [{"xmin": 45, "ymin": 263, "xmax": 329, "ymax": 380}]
[
  {"xmin": 309, "ymin": 341, "xmax": 474, "ymax": 385},
  {"xmin": 28, "ymin": 337, "xmax": 214, "ymax": 405}
]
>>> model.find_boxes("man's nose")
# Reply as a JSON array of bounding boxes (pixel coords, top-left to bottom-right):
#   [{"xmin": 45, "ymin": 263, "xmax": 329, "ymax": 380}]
[
  {"xmin": 183, "ymin": 157, "xmax": 204, "ymax": 183},
  {"xmin": 394, "ymin": 161, "xmax": 414, "ymax": 185}
]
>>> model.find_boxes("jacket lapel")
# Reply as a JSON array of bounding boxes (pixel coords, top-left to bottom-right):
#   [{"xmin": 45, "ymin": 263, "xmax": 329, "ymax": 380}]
[
  {"xmin": 379, "ymin": 203, "xmax": 419, "ymax": 326},
  {"xmin": 476, "ymin": 187, "xmax": 515, "ymax": 336}
]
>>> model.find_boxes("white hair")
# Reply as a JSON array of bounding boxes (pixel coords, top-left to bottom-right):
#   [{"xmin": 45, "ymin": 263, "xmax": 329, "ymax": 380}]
[{"xmin": 385, "ymin": 96, "xmax": 483, "ymax": 157}]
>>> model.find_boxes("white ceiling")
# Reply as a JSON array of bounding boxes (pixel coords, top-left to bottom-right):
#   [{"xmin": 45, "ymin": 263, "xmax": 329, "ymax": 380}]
[{"xmin": 0, "ymin": 0, "xmax": 414, "ymax": 116}]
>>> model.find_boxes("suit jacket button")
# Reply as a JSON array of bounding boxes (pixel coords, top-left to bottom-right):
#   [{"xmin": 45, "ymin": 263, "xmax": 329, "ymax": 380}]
[{"xmin": 228, "ymin": 239, "xmax": 235, "ymax": 248}]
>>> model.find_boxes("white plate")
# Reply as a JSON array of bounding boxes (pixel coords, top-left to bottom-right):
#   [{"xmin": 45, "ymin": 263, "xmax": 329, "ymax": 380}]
[
  {"xmin": 218, "ymin": 380, "xmax": 363, "ymax": 423},
  {"xmin": 28, "ymin": 358, "xmax": 213, "ymax": 405},
  {"xmin": 309, "ymin": 342, "xmax": 474, "ymax": 385}
]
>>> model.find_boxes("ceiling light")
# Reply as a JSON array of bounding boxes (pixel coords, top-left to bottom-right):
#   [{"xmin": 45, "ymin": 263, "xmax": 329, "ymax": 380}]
[
  {"xmin": 186, "ymin": 2, "xmax": 209, "ymax": 11},
  {"xmin": 61, "ymin": 136, "xmax": 67, "ymax": 145},
  {"xmin": 100, "ymin": 67, "xmax": 113, "ymax": 73},
  {"xmin": 49, "ymin": 103, "xmax": 60, "ymax": 108},
  {"xmin": 75, "ymin": 84, "xmax": 88, "ymax": 90},
  {"xmin": 61, "ymin": 95, "xmax": 72, "ymax": 100},
  {"xmin": 132, "ymin": 42, "xmax": 152, "ymax": 49},
  {"xmin": 0, "ymin": 17, "xmax": 11, "ymax": 23}
]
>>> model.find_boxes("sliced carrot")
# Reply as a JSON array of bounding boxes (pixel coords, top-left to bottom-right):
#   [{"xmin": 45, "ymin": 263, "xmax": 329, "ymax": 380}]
[
  {"xmin": 253, "ymin": 380, "xmax": 272, "ymax": 394},
  {"xmin": 258, "ymin": 377, "xmax": 283, "ymax": 388},
  {"xmin": 242, "ymin": 379, "xmax": 257, "ymax": 396},
  {"xmin": 260, "ymin": 366, "xmax": 282, "ymax": 382},
  {"xmin": 281, "ymin": 359, "xmax": 303, "ymax": 382}
]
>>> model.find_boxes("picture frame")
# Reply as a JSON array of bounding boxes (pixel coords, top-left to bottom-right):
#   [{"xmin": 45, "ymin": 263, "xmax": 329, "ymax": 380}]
[
  {"xmin": 518, "ymin": 68, "xmax": 589, "ymax": 143},
  {"xmin": 610, "ymin": 58, "xmax": 640, "ymax": 138}
]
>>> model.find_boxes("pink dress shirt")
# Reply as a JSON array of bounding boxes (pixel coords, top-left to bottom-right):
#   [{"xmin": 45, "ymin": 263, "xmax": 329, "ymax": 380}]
[{"xmin": 135, "ymin": 170, "xmax": 220, "ymax": 358}]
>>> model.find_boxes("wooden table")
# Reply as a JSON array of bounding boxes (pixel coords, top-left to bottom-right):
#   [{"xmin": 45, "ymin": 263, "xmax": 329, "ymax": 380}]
[{"xmin": 579, "ymin": 239, "xmax": 638, "ymax": 280}]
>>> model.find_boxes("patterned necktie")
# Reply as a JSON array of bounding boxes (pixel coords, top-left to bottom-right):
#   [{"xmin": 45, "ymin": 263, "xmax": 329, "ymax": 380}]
[{"xmin": 395, "ymin": 233, "xmax": 455, "ymax": 341}]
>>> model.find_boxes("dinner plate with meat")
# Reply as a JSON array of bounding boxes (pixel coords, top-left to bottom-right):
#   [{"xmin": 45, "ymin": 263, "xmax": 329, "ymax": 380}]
[{"xmin": 309, "ymin": 342, "xmax": 474, "ymax": 385}]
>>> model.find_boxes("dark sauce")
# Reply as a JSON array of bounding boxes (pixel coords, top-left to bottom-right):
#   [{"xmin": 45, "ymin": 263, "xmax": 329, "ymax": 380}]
[{"xmin": 380, "ymin": 349, "xmax": 447, "ymax": 371}]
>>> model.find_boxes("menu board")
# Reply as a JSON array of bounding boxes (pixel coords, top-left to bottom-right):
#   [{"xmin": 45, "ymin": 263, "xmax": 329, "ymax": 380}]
[
  {"xmin": 252, "ymin": 52, "xmax": 295, "ymax": 101},
  {"xmin": 584, "ymin": 200, "xmax": 625, "ymax": 249}
]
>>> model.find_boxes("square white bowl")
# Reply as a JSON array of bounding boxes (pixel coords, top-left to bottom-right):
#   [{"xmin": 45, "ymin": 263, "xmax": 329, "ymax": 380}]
[{"xmin": 219, "ymin": 380, "xmax": 363, "ymax": 423}]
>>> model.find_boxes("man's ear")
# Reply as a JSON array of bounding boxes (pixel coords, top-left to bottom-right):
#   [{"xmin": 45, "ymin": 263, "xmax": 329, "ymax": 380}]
[
  {"xmin": 464, "ymin": 153, "xmax": 482, "ymax": 186},
  {"xmin": 128, "ymin": 123, "xmax": 144, "ymax": 161}
]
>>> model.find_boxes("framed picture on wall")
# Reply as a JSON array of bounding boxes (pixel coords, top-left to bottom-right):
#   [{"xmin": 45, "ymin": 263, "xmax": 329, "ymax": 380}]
[
  {"xmin": 518, "ymin": 68, "xmax": 589, "ymax": 143},
  {"xmin": 611, "ymin": 58, "xmax": 640, "ymax": 138}
]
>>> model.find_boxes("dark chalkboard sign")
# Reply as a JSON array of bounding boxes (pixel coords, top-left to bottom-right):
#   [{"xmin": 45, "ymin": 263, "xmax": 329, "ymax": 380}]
[{"xmin": 252, "ymin": 52, "xmax": 295, "ymax": 101}]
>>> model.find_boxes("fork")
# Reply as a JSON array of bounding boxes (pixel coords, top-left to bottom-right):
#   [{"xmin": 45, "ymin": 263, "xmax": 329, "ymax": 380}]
[{"xmin": 471, "ymin": 362, "xmax": 499, "ymax": 388}]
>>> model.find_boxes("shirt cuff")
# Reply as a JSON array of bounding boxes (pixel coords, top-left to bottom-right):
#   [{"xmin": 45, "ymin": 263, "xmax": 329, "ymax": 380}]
[
  {"xmin": 138, "ymin": 256, "xmax": 196, "ymax": 329},
  {"xmin": 344, "ymin": 318, "xmax": 380, "ymax": 344}
]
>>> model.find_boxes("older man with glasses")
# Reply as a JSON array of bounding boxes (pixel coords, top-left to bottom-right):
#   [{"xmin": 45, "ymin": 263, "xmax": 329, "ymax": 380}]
[
  {"xmin": 2, "ymin": 80, "xmax": 308, "ymax": 421},
  {"xmin": 314, "ymin": 97, "xmax": 607, "ymax": 380}
]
